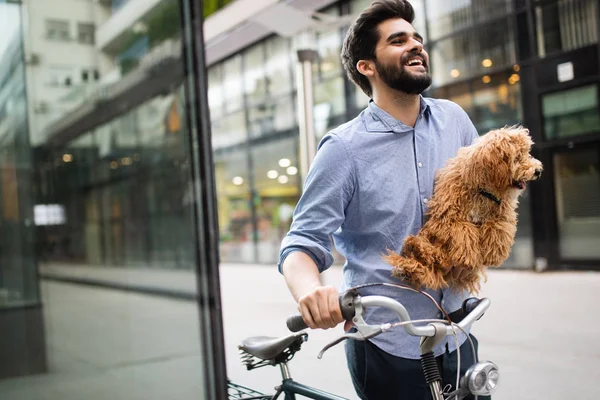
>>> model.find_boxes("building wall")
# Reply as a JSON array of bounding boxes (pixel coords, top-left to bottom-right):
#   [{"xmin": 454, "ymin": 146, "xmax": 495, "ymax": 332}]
[{"xmin": 22, "ymin": 0, "xmax": 111, "ymax": 146}]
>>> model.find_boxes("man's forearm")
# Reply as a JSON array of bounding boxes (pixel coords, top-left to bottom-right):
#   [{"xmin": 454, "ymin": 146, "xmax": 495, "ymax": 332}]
[{"xmin": 282, "ymin": 251, "xmax": 322, "ymax": 302}]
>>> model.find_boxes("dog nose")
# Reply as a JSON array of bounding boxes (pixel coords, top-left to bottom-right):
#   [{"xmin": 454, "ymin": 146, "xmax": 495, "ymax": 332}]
[{"xmin": 534, "ymin": 169, "xmax": 542, "ymax": 179}]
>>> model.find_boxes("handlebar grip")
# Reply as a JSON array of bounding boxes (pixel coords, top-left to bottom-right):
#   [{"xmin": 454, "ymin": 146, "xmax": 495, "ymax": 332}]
[
  {"xmin": 286, "ymin": 314, "xmax": 309, "ymax": 332},
  {"xmin": 286, "ymin": 289, "xmax": 358, "ymax": 332},
  {"xmin": 448, "ymin": 297, "xmax": 485, "ymax": 323}
]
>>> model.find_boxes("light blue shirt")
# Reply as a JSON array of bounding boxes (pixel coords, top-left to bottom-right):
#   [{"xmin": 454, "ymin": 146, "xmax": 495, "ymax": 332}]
[{"xmin": 278, "ymin": 97, "xmax": 479, "ymax": 359}]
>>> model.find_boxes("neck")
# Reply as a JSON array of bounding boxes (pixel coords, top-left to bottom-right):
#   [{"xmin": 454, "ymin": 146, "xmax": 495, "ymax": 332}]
[{"xmin": 372, "ymin": 86, "xmax": 421, "ymax": 127}]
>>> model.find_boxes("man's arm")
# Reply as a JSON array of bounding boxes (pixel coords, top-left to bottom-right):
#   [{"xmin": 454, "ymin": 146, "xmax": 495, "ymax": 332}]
[
  {"xmin": 278, "ymin": 133, "xmax": 354, "ymax": 330},
  {"xmin": 282, "ymin": 251, "xmax": 342, "ymax": 329}
]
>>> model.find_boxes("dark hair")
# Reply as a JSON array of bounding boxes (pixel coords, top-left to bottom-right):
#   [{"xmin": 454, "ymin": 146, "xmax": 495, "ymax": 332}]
[{"xmin": 341, "ymin": 0, "xmax": 415, "ymax": 97}]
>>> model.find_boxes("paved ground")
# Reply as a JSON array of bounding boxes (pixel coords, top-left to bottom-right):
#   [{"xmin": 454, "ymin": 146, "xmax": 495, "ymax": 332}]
[{"xmin": 0, "ymin": 263, "xmax": 598, "ymax": 399}]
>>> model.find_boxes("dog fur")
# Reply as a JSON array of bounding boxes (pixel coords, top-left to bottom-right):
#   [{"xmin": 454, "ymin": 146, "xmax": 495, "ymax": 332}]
[{"xmin": 384, "ymin": 126, "xmax": 543, "ymax": 293}]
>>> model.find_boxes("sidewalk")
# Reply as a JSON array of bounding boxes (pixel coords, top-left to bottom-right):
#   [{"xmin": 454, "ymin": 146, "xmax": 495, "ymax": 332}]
[{"xmin": 36, "ymin": 263, "xmax": 600, "ymax": 399}]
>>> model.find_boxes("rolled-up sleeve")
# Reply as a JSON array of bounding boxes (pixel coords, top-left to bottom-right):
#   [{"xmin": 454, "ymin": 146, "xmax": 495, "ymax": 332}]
[{"xmin": 277, "ymin": 133, "xmax": 355, "ymax": 273}]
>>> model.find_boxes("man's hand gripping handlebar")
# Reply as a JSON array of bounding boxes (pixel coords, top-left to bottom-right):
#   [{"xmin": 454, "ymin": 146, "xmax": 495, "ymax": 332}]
[{"xmin": 286, "ymin": 289, "xmax": 489, "ymax": 359}]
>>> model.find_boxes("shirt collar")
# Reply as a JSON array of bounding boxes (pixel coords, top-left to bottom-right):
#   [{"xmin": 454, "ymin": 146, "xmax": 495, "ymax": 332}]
[{"xmin": 365, "ymin": 95, "xmax": 431, "ymax": 133}]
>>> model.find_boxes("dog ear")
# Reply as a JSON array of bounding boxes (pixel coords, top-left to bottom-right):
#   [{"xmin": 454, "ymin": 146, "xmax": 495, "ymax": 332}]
[{"xmin": 466, "ymin": 131, "xmax": 513, "ymax": 190}]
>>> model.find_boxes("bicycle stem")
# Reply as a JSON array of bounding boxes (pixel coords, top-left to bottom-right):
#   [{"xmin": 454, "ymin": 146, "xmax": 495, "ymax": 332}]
[{"xmin": 419, "ymin": 322, "xmax": 449, "ymax": 400}]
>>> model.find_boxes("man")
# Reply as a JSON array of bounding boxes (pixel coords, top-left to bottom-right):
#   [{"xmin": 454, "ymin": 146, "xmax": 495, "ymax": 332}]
[{"xmin": 278, "ymin": 1, "xmax": 489, "ymax": 399}]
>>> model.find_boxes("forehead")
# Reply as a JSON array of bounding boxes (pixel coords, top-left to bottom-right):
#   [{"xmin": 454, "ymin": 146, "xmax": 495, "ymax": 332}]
[{"xmin": 376, "ymin": 18, "xmax": 417, "ymax": 42}]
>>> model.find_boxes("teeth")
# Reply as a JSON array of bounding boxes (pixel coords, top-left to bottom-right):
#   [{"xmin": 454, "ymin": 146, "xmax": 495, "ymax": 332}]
[{"xmin": 407, "ymin": 59, "xmax": 422, "ymax": 66}]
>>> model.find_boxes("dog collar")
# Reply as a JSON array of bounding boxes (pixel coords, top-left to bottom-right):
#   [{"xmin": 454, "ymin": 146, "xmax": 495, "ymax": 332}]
[{"xmin": 479, "ymin": 188, "xmax": 502, "ymax": 205}]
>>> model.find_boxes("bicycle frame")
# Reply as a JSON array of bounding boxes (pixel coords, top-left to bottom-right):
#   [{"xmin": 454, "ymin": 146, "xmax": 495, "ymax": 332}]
[
  {"xmin": 278, "ymin": 379, "xmax": 348, "ymax": 400},
  {"xmin": 272, "ymin": 362, "xmax": 348, "ymax": 400}
]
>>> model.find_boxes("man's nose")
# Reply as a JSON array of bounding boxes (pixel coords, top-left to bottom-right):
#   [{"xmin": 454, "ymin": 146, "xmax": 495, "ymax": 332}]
[{"xmin": 409, "ymin": 38, "xmax": 423, "ymax": 53}]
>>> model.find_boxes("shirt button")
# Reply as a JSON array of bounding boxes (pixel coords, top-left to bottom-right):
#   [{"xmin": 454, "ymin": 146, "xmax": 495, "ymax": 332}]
[
  {"xmin": 423, "ymin": 198, "xmax": 428, "ymax": 203},
  {"xmin": 418, "ymin": 162, "xmax": 423, "ymax": 168}
]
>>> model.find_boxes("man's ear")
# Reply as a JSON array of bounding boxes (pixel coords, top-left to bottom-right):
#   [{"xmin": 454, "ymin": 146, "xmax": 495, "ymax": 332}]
[{"xmin": 356, "ymin": 60, "xmax": 376, "ymax": 78}]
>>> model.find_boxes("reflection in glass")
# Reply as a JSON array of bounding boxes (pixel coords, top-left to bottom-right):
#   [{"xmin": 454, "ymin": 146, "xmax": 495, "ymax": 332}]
[
  {"xmin": 554, "ymin": 148, "xmax": 600, "ymax": 259},
  {"xmin": 0, "ymin": 0, "xmax": 231, "ymax": 396},
  {"xmin": 0, "ymin": 4, "xmax": 38, "ymax": 309},
  {"xmin": 543, "ymin": 85, "xmax": 600, "ymax": 140}
]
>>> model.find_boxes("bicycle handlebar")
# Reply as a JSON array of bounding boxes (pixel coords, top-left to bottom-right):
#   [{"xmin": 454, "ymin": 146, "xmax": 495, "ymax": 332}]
[
  {"xmin": 286, "ymin": 289, "xmax": 357, "ymax": 332},
  {"xmin": 286, "ymin": 291, "xmax": 489, "ymax": 339}
]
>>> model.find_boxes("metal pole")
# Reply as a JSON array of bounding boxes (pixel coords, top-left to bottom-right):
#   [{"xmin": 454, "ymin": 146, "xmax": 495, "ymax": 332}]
[{"xmin": 295, "ymin": 49, "xmax": 318, "ymax": 188}]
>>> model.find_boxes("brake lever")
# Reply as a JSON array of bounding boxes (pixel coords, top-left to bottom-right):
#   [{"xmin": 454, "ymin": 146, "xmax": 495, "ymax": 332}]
[{"xmin": 317, "ymin": 296, "xmax": 391, "ymax": 359}]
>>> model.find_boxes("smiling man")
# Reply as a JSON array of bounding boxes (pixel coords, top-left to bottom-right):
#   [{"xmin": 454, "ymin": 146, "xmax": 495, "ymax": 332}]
[{"xmin": 278, "ymin": 1, "xmax": 488, "ymax": 399}]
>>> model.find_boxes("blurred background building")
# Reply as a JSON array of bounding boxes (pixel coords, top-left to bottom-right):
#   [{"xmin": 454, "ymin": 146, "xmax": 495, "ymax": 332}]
[
  {"xmin": 17, "ymin": 0, "xmax": 600, "ymax": 274},
  {"xmin": 0, "ymin": 0, "xmax": 599, "ymax": 393}
]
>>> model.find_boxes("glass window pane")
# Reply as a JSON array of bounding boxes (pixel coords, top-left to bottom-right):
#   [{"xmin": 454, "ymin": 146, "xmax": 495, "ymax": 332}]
[
  {"xmin": 212, "ymin": 111, "xmax": 247, "ymax": 148},
  {"xmin": 431, "ymin": 33, "xmax": 472, "ymax": 87},
  {"xmin": 317, "ymin": 29, "xmax": 342, "ymax": 80},
  {"xmin": 431, "ymin": 18, "xmax": 516, "ymax": 88},
  {"xmin": 244, "ymin": 44, "xmax": 266, "ymax": 106},
  {"xmin": 222, "ymin": 55, "xmax": 243, "ymax": 113},
  {"xmin": 554, "ymin": 148, "xmax": 600, "ymax": 259},
  {"xmin": 314, "ymin": 76, "xmax": 346, "ymax": 138},
  {"xmin": 0, "ymin": 0, "xmax": 220, "ymax": 397},
  {"xmin": 542, "ymin": 85, "xmax": 600, "ymax": 139},
  {"xmin": 250, "ymin": 138, "xmax": 300, "ymax": 264},
  {"xmin": 207, "ymin": 65, "xmax": 224, "ymax": 120},
  {"xmin": 248, "ymin": 96, "xmax": 294, "ymax": 137},
  {"xmin": 214, "ymin": 148, "xmax": 252, "ymax": 263},
  {"xmin": 535, "ymin": 0, "xmax": 598, "ymax": 57},
  {"xmin": 265, "ymin": 36, "xmax": 292, "ymax": 96}
]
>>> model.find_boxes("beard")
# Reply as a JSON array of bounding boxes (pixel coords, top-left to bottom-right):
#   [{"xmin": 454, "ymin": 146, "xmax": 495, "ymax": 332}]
[{"xmin": 375, "ymin": 56, "xmax": 432, "ymax": 95}]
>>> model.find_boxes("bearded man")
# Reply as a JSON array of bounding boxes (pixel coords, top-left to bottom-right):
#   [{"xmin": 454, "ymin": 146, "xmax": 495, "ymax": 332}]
[{"xmin": 278, "ymin": 1, "xmax": 488, "ymax": 399}]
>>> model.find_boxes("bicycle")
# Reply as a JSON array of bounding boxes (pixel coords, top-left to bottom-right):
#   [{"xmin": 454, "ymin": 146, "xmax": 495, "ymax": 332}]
[{"xmin": 228, "ymin": 285, "xmax": 499, "ymax": 400}]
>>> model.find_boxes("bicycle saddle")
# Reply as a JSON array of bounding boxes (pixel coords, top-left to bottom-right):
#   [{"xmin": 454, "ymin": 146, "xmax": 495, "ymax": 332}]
[{"xmin": 238, "ymin": 332, "xmax": 308, "ymax": 360}]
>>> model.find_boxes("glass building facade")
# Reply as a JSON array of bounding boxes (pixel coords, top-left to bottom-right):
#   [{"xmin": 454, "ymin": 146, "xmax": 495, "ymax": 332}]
[
  {"xmin": 23, "ymin": 0, "xmax": 600, "ymax": 275},
  {"xmin": 0, "ymin": 0, "xmax": 227, "ymax": 397}
]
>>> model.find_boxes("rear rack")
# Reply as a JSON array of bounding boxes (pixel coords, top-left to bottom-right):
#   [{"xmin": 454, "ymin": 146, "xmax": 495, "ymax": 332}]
[{"xmin": 227, "ymin": 380, "xmax": 271, "ymax": 400}]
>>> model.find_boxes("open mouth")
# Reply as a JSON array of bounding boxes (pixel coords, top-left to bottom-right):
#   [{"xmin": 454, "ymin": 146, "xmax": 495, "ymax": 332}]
[
  {"xmin": 512, "ymin": 180, "xmax": 526, "ymax": 190},
  {"xmin": 404, "ymin": 57, "xmax": 426, "ymax": 70}
]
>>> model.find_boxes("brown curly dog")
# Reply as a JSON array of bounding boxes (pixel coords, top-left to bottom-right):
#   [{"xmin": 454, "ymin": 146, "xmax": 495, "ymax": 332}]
[{"xmin": 384, "ymin": 126, "xmax": 543, "ymax": 293}]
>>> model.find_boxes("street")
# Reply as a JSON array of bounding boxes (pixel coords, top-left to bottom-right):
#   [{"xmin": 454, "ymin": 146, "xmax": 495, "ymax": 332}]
[
  {"xmin": 1, "ymin": 264, "xmax": 598, "ymax": 399},
  {"xmin": 223, "ymin": 265, "xmax": 600, "ymax": 399}
]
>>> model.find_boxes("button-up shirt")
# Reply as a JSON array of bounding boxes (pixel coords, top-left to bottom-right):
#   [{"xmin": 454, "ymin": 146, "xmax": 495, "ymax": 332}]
[{"xmin": 278, "ymin": 97, "xmax": 479, "ymax": 359}]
